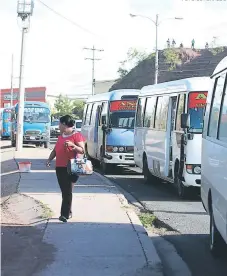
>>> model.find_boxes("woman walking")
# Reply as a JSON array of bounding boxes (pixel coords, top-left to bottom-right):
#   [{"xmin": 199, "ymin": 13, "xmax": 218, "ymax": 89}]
[{"xmin": 46, "ymin": 115, "xmax": 85, "ymax": 222}]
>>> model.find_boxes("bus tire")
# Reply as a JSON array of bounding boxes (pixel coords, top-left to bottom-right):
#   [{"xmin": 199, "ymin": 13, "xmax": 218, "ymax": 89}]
[
  {"xmin": 210, "ymin": 204, "xmax": 225, "ymax": 257},
  {"xmin": 44, "ymin": 142, "xmax": 50, "ymax": 149},
  {"xmin": 100, "ymin": 161, "xmax": 114, "ymax": 175},
  {"xmin": 143, "ymin": 156, "xmax": 155, "ymax": 184},
  {"xmin": 174, "ymin": 172, "xmax": 188, "ymax": 199},
  {"xmin": 11, "ymin": 139, "xmax": 16, "ymax": 147}
]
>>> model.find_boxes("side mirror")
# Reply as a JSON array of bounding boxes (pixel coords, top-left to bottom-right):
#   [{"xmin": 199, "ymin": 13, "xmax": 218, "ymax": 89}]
[{"xmin": 181, "ymin": 113, "xmax": 190, "ymax": 129}]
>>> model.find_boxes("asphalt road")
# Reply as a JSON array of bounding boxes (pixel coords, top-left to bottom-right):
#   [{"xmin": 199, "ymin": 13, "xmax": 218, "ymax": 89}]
[{"xmin": 103, "ymin": 165, "xmax": 227, "ymax": 276}]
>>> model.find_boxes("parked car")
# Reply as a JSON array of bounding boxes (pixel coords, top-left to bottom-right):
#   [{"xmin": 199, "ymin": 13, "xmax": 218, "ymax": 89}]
[
  {"xmin": 50, "ymin": 120, "xmax": 60, "ymax": 137},
  {"xmin": 74, "ymin": 119, "xmax": 82, "ymax": 132}
]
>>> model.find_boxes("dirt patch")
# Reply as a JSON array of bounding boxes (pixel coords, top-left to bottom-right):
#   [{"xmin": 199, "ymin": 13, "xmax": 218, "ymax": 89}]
[{"xmin": 1, "ymin": 194, "xmax": 56, "ymax": 276}]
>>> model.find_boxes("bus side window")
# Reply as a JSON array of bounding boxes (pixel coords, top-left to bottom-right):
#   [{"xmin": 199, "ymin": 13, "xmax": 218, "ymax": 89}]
[
  {"xmin": 208, "ymin": 74, "xmax": 225, "ymax": 138},
  {"xmin": 90, "ymin": 103, "xmax": 98, "ymax": 125},
  {"xmin": 218, "ymin": 73, "xmax": 227, "ymax": 142},
  {"xmin": 85, "ymin": 104, "xmax": 92, "ymax": 125},
  {"xmin": 144, "ymin": 97, "xmax": 157, "ymax": 128},
  {"xmin": 100, "ymin": 102, "xmax": 108, "ymax": 126},
  {"xmin": 83, "ymin": 104, "xmax": 88, "ymax": 125},
  {"xmin": 175, "ymin": 94, "xmax": 185, "ymax": 131},
  {"xmin": 154, "ymin": 97, "xmax": 163, "ymax": 129},
  {"xmin": 135, "ymin": 98, "xmax": 146, "ymax": 127}
]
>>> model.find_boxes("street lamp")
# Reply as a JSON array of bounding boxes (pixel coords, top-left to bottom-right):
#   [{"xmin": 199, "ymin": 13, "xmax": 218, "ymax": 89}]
[
  {"xmin": 16, "ymin": 0, "xmax": 34, "ymax": 152},
  {"xmin": 130, "ymin": 13, "xmax": 183, "ymax": 84}
]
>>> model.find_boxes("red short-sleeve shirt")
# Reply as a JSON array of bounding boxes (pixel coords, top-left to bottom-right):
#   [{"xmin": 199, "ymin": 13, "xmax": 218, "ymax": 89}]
[{"xmin": 55, "ymin": 132, "xmax": 84, "ymax": 167}]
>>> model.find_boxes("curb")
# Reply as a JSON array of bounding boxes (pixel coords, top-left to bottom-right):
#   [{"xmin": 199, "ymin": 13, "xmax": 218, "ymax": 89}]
[{"xmin": 94, "ymin": 172, "xmax": 164, "ymax": 276}]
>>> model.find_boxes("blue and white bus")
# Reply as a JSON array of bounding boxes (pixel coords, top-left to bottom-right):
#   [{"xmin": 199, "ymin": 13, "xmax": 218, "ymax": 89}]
[
  {"xmin": 11, "ymin": 101, "xmax": 51, "ymax": 148},
  {"xmin": 81, "ymin": 90, "xmax": 140, "ymax": 173}
]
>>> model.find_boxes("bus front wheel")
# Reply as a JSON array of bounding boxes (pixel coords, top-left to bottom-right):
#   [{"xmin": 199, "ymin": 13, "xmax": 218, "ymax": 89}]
[
  {"xmin": 174, "ymin": 172, "xmax": 189, "ymax": 199},
  {"xmin": 44, "ymin": 142, "xmax": 50, "ymax": 149}
]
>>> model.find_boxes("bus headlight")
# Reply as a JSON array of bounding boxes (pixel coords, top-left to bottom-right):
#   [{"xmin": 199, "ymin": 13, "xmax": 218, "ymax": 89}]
[
  {"xmin": 193, "ymin": 166, "xmax": 201, "ymax": 174},
  {"xmin": 119, "ymin": 147, "xmax": 124, "ymax": 152},
  {"xmin": 186, "ymin": 164, "xmax": 201, "ymax": 174},
  {"xmin": 113, "ymin": 147, "xmax": 118, "ymax": 153}
]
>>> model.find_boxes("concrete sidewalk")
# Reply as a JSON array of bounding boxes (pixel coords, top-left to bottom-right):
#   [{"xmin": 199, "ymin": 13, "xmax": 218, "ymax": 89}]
[{"xmin": 15, "ymin": 148, "xmax": 163, "ymax": 276}]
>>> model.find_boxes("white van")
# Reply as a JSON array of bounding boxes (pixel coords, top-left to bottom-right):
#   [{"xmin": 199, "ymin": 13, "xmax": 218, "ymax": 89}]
[
  {"xmin": 201, "ymin": 56, "xmax": 227, "ymax": 256},
  {"xmin": 134, "ymin": 77, "xmax": 212, "ymax": 198}
]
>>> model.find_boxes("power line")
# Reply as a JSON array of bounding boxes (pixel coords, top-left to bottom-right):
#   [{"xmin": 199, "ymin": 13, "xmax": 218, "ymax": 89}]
[
  {"xmin": 83, "ymin": 46, "xmax": 104, "ymax": 95},
  {"xmin": 36, "ymin": 0, "xmax": 97, "ymax": 37}
]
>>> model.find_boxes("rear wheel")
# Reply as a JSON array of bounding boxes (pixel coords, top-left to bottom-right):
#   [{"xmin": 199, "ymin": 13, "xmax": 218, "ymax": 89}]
[{"xmin": 210, "ymin": 206, "xmax": 225, "ymax": 257}]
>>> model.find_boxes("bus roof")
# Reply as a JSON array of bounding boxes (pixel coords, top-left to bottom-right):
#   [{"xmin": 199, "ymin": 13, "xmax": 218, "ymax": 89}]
[
  {"xmin": 140, "ymin": 77, "xmax": 211, "ymax": 97},
  {"xmin": 211, "ymin": 56, "xmax": 227, "ymax": 78},
  {"xmin": 86, "ymin": 89, "xmax": 140, "ymax": 103},
  {"xmin": 14, "ymin": 101, "xmax": 50, "ymax": 109}
]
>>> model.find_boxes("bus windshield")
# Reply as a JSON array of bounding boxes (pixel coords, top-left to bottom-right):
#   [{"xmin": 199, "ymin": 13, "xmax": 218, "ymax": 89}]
[
  {"xmin": 188, "ymin": 92, "xmax": 207, "ymax": 133},
  {"xmin": 24, "ymin": 107, "xmax": 50, "ymax": 123},
  {"xmin": 51, "ymin": 121, "xmax": 59, "ymax": 126},
  {"xmin": 109, "ymin": 111, "xmax": 136, "ymax": 129}
]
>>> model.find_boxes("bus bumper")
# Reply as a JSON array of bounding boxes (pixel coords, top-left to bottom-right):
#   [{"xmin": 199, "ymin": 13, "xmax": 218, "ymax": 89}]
[
  {"xmin": 103, "ymin": 152, "xmax": 135, "ymax": 165},
  {"xmin": 183, "ymin": 172, "xmax": 201, "ymax": 187},
  {"xmin": 23, "ymin": 135, "xmax": 50, "ymax": 143}
]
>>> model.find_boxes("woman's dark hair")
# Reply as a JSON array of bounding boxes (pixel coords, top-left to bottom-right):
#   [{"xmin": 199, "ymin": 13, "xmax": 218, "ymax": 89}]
[{"xmin": 60, "ymin": 115, "xmax": 75, "ymax": 127}]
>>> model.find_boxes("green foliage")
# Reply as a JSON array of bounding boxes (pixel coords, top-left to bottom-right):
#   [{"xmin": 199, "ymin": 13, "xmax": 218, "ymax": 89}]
[
  {"xmin": 163, "ymin": 48, "xmax": 181, "ymax": 71},
  {"xmin": 117, "ymin": 67, "xmax": 129, "ymax": 78},
  {"xmin": 53, "ymin": 94, "xmax": 85, "ymax": 119},
  {"xmin": 209, "ymin": 47, "xmax": 224, "ymax": 56},
  {"xmin": 72, "ymin": 100, "xmax": 85, "ymax": 119},
  {"xmin": 54, "ymin": 94, "xmax": 73, "ymax": 116},
  {"xmin": 117, "ymin": 47, "xmax": 153, "ymax": 78}
]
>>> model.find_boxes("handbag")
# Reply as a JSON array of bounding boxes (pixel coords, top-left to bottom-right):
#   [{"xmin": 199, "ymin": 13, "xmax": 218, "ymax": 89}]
[{"xmin": 67, "ymin": 156, "xmax": 93, "ymax": 176}]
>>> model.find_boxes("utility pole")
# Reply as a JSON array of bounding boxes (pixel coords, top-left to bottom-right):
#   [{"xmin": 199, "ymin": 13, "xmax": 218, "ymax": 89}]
[
  {"xmin": 10, "ymin": 54, "xmax": 14, "ymax": 107},
  {"xmin": 154, "ymin": 14, "xmax": 159, "ymax": 85},
  {"xmin": 16, "ymin": 0, "xmax": 34, "ymax": 152},
  {"xmin": 84, "ymin": 46, "xmax": 104, "ymax": 95}
]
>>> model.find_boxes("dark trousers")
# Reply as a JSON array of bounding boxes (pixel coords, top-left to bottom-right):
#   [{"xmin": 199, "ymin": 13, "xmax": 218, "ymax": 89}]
[{"xmin": 56, "ymin": 167, "xmax": 75, "ymax": 218}]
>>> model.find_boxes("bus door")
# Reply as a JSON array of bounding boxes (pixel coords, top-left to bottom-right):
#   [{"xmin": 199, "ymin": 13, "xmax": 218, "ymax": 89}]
[
  {"xmin": 96, "ymin": 102, "xmax": 108, "ymax": 160},
  {"xmin": 167, "ymin": 96, "xmax": 177, "ymax": 178},
  {"xmin": 2, "ymin": 109, "xmax": 11, "ymax": 138}
]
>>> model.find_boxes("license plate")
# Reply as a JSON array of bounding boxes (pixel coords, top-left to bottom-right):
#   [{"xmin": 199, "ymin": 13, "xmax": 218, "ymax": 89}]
[{"xmin": 30, "ymin": 136, "xmax": 36, "ymax": 140}]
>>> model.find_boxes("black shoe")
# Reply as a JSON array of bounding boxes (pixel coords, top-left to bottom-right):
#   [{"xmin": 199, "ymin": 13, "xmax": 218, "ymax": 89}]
[{"xmin": 59, "ymin": 215, "xmax": 67, "ymax": 223}]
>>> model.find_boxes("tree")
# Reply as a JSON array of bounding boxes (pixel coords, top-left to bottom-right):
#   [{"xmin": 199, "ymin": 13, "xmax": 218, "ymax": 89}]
[
  {"xmin": 54, "ymin": 94, "xmax": 74, "ymax": 116},
  {"xmin": 117, "ymin": 47, "xmax": 152, "ymax": 78},
  {"xmin": 72, "ymin": 100, "xmax": 85, "ymax": 119}
]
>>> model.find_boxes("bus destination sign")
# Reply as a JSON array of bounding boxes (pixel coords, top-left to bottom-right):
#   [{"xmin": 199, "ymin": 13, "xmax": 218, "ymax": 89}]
[
  {"xmin": 189, "ymin": 92, "xmax": 208, "ymax": 108},
  {"xmin": 110, "ymin": 100, "xmax": 137, "ymax": 112}
]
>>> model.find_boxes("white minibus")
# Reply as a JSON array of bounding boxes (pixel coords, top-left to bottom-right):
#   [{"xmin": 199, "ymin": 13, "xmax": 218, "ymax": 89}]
[
  {"xmin": 81, "ymin": 89, "xmax": 139, "ymax": 173},
  {"xmin": 134, "ymin": 77, "xmax": 212, "ymax": 198},
  {"xmin": 201, "ymin": 56, "xmax": 227, "ymax": 256}
]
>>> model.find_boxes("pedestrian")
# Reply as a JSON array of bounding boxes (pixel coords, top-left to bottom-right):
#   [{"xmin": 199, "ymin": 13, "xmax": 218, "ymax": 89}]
[
  {"xmin": 167, "ymin": 38, "xmax": 170, "ymax": 48},
  {"xmin": 180, "ymin": 42, "xmax": 183, "ymax": 48},
  {"xmin": 205, "ymin": 42, "xmax": 209, "ymax": 49},
  {"xmin": 46, "ymin": 115, "xmax": 85, "ymax": 223},
  {"xmin": 191, "ymin": 39, "xmax": 195, "ymax": 49},
  {"xmin": 172, "ymin": 39, "xmax": 176, "ymax": 48}
]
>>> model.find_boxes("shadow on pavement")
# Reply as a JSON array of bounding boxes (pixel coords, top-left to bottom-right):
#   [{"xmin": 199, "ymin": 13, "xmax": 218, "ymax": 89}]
[{"xmin": 154, "ymin": 232, "xmax": 227, "ymax": 276}]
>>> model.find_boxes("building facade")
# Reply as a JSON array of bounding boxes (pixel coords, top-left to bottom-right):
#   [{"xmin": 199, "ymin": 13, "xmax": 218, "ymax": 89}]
[{"xmin": 0, "ymin": 87, "xmax": 46, "ymax": 108}]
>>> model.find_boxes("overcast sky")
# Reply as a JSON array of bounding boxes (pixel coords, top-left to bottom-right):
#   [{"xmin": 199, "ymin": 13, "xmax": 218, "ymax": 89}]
[{"xmin": 0, "ymin": 0, "xmax": 227, "ymax": 96}]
